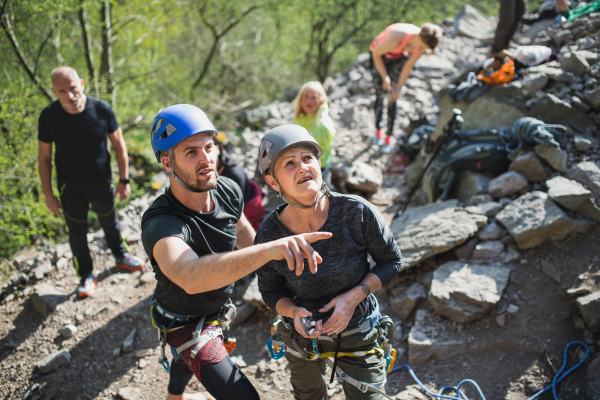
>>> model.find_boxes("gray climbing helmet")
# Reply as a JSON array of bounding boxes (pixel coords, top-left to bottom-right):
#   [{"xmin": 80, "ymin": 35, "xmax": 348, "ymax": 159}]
[{"xmin": 258, "ymin": 124, "xmax": 323, "ymax": 177}]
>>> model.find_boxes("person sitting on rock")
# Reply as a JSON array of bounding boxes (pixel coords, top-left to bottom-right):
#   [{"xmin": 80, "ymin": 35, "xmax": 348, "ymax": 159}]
[
  {"xmin": 255, "ymin": 124, "xmax": 403, "ymax": 400},
  {"xmin": 214, "ymin": 133, "xmax": 266, "ymax": 230},
  {"xmin": 142, "ymin": 105, "xmax": 332, "ymax": 400},
  {"xmin": 292, "ymin": 81, "xmax": 337, "ymax": 169},
  {"xmin": 370, "ymin": 23, "xmax": 443, "ymax": 154}
]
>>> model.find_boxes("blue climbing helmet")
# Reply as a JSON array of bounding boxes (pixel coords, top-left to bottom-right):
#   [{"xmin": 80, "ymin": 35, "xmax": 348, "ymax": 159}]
[{"xmin": 150, "ymin": 104, "xmax": 217, "ymax": 162}]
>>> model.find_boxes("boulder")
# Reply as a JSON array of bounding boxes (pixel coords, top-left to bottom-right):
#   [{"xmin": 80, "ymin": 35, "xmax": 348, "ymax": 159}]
[
  {"xmin": 588, "ymin": 354, "xmax": 600, "ymax": 397},
  {"xmin": 547, "ymin": 176, "xmax": 600, "ymax": 222},
  {"xmin": 521, "ymin": 73, "xmax": 549, "ymax": 97},
  {"xmin": 574, "ymin": 136, "xmax": 592, "ymax": 151},
  {"xmin": 585, "ymin": 87, "xmax": 600, "ymax": 109},
  {"xmin": 529, "ymin": 93, "xmax": 595, "ymax": 133},
  {"xmin": 560, "ymin": 52, "xmax": 590, "ymax": 75},
  {"xmin": 567, "ymin": 161, "xmax": 600, "ymax": 199},
  {"xmin": 390, "ymin": 200, "xmax": 487, "ymax": 267},
  {"xmin": 477, "ymin": 201, "xmax": 504, "ymax": 217},
  {"xmin": 390, "ymin": 283, "xmax": 427, "ymax": 319},
  {"xmin": 428, "ymin": 261, "xmax": 510, "ymax": 323},
  {"xmin": 472, "ymin": 241, "xmax": 505, "ymax": 259},
  {"xmin": 535, "ymin": 144, "xmax": 567, "ymax": 172},
  {"xmin": 477, "ymin": 222, "xmax": 507, "ymax": 240},
  {"xmin": 31, "ymin": 284, "xmax": 67, "ymax": 317},
  {"xmin": 488, "ymin": 172, "xmax": 528, "ymax": 198},
  {"xmin": 576, "ymin": 291, "xmax": 600, "ymax": 332},
  {"xmin": 37, "ymin": 349, "xmax": 71, "ymax": 374},
  {"xmin": 509, "ymin": 152, "xmax": 548, "ymax": 182},
  {"xmin": 331, "ymin": 161, "xmax": 382, "ymax": 199},
  {"xmin": 453, "ymin": 5, "xmax": 495, "ymax": 42},
  {"xmin": 455, "ymin": 171, "xmax": 492, "ymax": 205},
  {"xmin": 496, "ymin": 191, "xmax": 595, "ymax": 249}
]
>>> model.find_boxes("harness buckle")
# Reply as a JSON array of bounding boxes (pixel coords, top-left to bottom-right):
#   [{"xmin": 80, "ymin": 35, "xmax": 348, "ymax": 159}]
[{"xmin": 357, "ymin": 381, "xmax": 369, "ymax": 393}]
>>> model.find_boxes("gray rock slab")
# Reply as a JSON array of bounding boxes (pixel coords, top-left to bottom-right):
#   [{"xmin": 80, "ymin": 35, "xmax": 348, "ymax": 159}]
[
  {"xmin": 496, "ymin": 191, "xmax": 595, "ymax": 249},
  {"xmin": 390, "ymin": 200, "xmax": 487, "ymax": 267},
  {"xmin": 122, "ymin": 328, "xmax": 137, "ymax": 353},
  {"xmin": 478, "ymin": 222, "xmax": 507, "ymax": 240},
  {"xmin": 472, "ymin": 240, "xmax": 505, "ymax": 259},
  {"xmin": 59, "ymin": 324, "xmax": 78, "ymax": 338},
  {"xmin": 428, "ymin": 261, "xmax": 510, "ymax": 323},
  {"xmin": 588, "ymin": 354, "xmax": 600, "ymax": 396},
  {"xmin": 31, "ymin": 284, "xmax": 66, "ymax": 317},
  {"xmin": 560, "ymin": 52, "xmax": 590, "ymax": 75},
  {"xmin": 574, "ymin": 136, "xmax": 592, "ymax": 151},
  {"xmin": 489, "ymin": 172, "xmax": 528, "ymax": 198},
  {"xmin": 509, "ymin": 152, "xmax": 548, "ymax": 182},
  {"xmin": 547, "ymin": 176, "xmax": 600, "ymax": 222},
  {"xmin": 535, "ymin": 145, "xmax": 567, "ymax": 172},
  {"xmin": 585, "ymin": 87, "xmax": 600, "ymax": 108},
  {"xmin": 576, "ymin": 291, "xmax": 600, "ymax": 332},
  {"xmin": 456, "ymin": 171, "xmax": 492, "ymax": 205},
  {"xmin": 567, "ymin": 161, "xmax": 600, "ymax": 199},
  {"xmin": 37, "ymin": 349, "xmax": 71, "ymax": 374},
  {"xmin": 521, "ymin": 73, "xmax": 549, "ymax": 97},
  {"xmin": 454, "ymin": 5, "xmax": 495, "ymax": 42},
  {"xmin": 454, "ymin": 237, "xmax": 478, "ymax": 260},
  {"xmin": 118, "ymin": 387, "xmax": 141, "ymax": 400},
  {"xmin": 477, "ymin": 201, "xmax": 504, "ymax": 217},
  {"xmin": 390, "ymin": 282, "xmax": 427, "ymax": 319}
]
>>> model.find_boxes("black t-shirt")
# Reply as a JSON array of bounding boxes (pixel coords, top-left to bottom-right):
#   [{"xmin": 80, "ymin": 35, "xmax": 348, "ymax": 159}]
[
  {"xmin": 38, "ymin": 96, "xmax": 119, "ymax": 184},
  {"xmin": 141, "ymin": 177, "xmax": 244, "ymax": 316}
]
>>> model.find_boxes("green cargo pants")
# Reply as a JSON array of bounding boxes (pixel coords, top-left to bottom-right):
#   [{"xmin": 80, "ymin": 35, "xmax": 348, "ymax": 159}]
[{"xmin": 278, "ymin": 320, "xmax": 387, "ymax": 400}]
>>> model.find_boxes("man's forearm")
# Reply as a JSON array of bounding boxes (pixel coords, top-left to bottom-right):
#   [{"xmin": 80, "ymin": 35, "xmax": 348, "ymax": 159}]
[
  {"xmin": 114, "ymin": 142, "xmax": 129, "ymax": 180},
  {"xmin": 275, "ymin": 297, "xmax": 298, "ymax": 319},
  {"xmin": 38, "ymin": 157, "xmax": 54, "ymax": 196}
]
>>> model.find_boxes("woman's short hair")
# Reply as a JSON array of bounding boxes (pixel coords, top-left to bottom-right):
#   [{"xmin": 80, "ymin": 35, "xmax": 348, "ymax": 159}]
[
  {"xmin": 419, "ymin": 23, "xmax": 443, "ymax": 53},
  {"xmin": 292, "ymin": 81, "xmax": 328, "ymax": 123}
]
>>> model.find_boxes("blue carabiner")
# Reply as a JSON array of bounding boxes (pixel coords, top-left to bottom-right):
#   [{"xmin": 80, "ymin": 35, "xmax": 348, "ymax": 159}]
[
  {"xmin": 267, "ymin": 338, "xmax": 285, "ymax": 360},
  {"xmin": 160, "ymin": 357, "xmax": 170, "ymax": 373}
]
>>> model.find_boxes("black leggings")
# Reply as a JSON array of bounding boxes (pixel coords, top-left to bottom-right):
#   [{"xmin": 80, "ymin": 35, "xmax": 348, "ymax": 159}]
[
  {"xmin": 371, "ymin": 54, "xmax": 407, "ymax": 137},
  {"xmin": 168, "ymin": 356, "xmax": 260, "ymax": 400},
  {"xmin": 492, "ymin": 0, "xmax": 525, "ymax": 53}
]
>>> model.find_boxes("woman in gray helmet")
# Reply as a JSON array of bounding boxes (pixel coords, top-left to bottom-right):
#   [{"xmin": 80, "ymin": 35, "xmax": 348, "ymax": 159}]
[{"xmin": 255, "ymin": 124, "xmax": 403, "ymax": 400}]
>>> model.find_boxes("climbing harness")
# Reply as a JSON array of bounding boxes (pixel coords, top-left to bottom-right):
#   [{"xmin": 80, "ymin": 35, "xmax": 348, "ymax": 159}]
[
  {"xmin": 266, "ymin": 296, "xmax": 398, "ymax": 399},
  {"xmin": 150, "ymin": 297, "xmax": 236, "ymax": 373}
]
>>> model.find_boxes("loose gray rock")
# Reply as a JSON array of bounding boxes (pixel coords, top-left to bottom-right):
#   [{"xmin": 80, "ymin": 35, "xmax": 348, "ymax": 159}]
[
  {"xmin": 122, "ymin": 328, "xmax": 137, "ymax": 353},
  {"xmin": 453, "ymin": 4, "xmax": 495, "ymax": 42},
  {"xmin": 139, "ymin": 271, "xmax": 156, "ymax": 285},
  {"xmin": 472, "ymin": 241, "xmax": 505, "ymax": 259},
  {"xmin": 59, "ymin": 324, "xmax": 78, "ymax": 338},
  {"xmin": 588, "ymin": 354, "xmax": 600, "ymax": 396},
  {"xmin": 331, "ymin": 161, "xmax": 382, "ymax": 198},
  {"xmin": 118, "ymin": 387, "xmax": 141, "ymax": 400},
  {"xmin": 506, "ymin": 304, "xmax": 519, "ymax": 315},
  {"xmin": 471, "ymin": 193, "xmax": 493, "ymax": 205},
  {"xmin": 547, "ymin": 176, "xmax": 600, "ymax": 222},
  {"xmin": 574, "ymin": 136, "xmax": 592, "ymax": 151},
  {"xmin": 521, "ymin": 73, "xmax": 548, "ymax": 97},
  {"xmin": 560, "ymin": 52, "xmax": 590, "ymax": 75},
  {"xmin": 31, "ymin": 284, "xmax": 66, "ymax": 317},
  {"xmin": 567, "ymin": 161, "xmax": 600, "ymax": 199},
  {"xmin": 509, "ymin": 152, "xmax": 548, "ymax": 182},
  {"xmin": 488, "ymin": 172, "xmax": 528, "ymax": 198},
  {"xmin": 37, "ymin": 349, "xmax": 71, "ymax": 374},
  {"xmin": 428, "ymin": 261, "xmax": 511, "ymax": 323},
  {"xmin": 585, "ymin": 87, "xmax": 600, "ymax": 109},
  {"xmin": 477, "ymin": 201, "xmax": 504, "ymax": 217},
  {"xmin": 541, "ymin": 259, "xmax": 562, "ymax": 283},
  {"xmin": 390, "ymin": 282, "xmax": 427, "ymax": 319},
  {"xmin": 231, "ymin": 302, "xmax": 257, "ymax": 326},
  {"xmin": 33, "ymin": 260, "xmax": 54, "ymax": 280},
  {"xmin": 242, "ymin": 276, "xmax": 264, "ymax": 307},
  {"xmin": 529, "ymin": 93, "xmax": 594, "ymax": 133},
  {"xmin": 503, "ymin": 246, "xmax": 521, "ymax": 263},
  {"xmin": 390, "ymin": 200, "xmax": 487, "ymax": 267},
  {"xmin": 576, "ymin": 292, "xmax": 600, "ymax": 332},
  {"xmin": 477, "ymin": 222, "xmax": 507, "ymax": 240},
  {"xmin": 454, "ymin": 237, "xmax": 478, "ymax": 260},
  {"xmin": 56, "ymin": 257, "xmax": 68, "ymax": 270},
  {"xmin": 535, "ymin": 144, "xmax": 567, "ymax": 172},
  {"xmin": 135, "ymin": 349, "xmax": 154, "ymax": 358},
  {"xmin": 496, "ymin": 191, "xmax": 595, "ymax": 249},
  {"xmin": 553, "ymin": 30, "xmax": 573, "ymax": 47},
  {"xmin": 456, "ymin": 171, "xmax": 492, "ymax": 205}
]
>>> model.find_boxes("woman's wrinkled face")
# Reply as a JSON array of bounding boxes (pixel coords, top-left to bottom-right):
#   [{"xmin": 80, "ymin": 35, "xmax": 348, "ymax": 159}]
[
  {"xmin": 300, "ymin": 89, "xmax": 322, "ymax": 115},
  {"xmin": 267, "ymin": 145, "xmax": 322, "ymax": 202}
]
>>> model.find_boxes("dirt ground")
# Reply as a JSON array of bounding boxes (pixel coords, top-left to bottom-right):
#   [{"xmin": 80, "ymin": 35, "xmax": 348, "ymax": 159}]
[{"xmin": 0, "ymin": 215, "xmax": 598, "ymax": 400}]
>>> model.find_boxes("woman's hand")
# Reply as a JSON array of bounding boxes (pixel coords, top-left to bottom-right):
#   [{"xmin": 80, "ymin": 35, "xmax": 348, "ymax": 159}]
[
  {"xmin": 319, "ymin": 291, "xmax": 361, "ymax": 335},
  {"xmin": 382, "ymin": 76, "xmax": 392, "ymax": 92},
  {"xmin": 292, "ymin": 307, "xmax": 323, "ymax": 339},
  {"xmin": 389, "ymin": 88, "xmax": 400, "ymax": 103}
]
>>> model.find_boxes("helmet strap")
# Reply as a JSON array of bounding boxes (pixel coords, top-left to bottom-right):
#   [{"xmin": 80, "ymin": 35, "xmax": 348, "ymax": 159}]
[
  {"xmin": 275, "ymin": 180, "xmax": 330, "ymax": 209},
  {"xmin": 168, "ymin": 148, "xmax": 218, "ymax": 193}
]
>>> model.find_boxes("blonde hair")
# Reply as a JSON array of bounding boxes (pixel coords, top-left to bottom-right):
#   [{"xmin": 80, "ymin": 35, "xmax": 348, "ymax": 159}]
[
  {"xmin": 419, "ymin": 23, "xmax": 443, "ymax": 53},
  {"xmin": 292, "ymin": 81, "xmax": 328, "ymax": 123}
]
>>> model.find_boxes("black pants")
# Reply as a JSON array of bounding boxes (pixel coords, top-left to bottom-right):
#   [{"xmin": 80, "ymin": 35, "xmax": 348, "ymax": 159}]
[
  {"xmin": 59, "ymin": 178, "xmax": 127, "ymax": 278},
  {"xmin": 492, "ymin": 0, "xmax": 525, "ymax": 53},
  {"xmin": 371, "ymin": 54, "xmax": 407, "ymax": 137}
]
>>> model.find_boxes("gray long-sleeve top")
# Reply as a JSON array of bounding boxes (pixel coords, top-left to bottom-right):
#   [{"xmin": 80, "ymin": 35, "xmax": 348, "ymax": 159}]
[{"xmin": 255, "ymin": 192, "xmax": 403, "ymax": 330}]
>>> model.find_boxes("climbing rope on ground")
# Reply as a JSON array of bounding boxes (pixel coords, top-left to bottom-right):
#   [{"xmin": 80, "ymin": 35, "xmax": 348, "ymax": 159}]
[
  {"xmin": 388, "ymin": 341, "xmax": 589, "ymax": 400},
  {"xmin": 499, "ymin": 117, "xmax": 566, "ymax": 153}
]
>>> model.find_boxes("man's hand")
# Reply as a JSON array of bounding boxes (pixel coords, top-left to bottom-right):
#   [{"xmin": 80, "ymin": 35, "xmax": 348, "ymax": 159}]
[
  {"xmin": 45, "ymin": 194, "xmax": 62, "ymax": 216},
  {"xmin": 268, "ymin": 232, "xmax": 332, "ymax": 276},
  {"xmin": 292, "ymin": 307, "xmax": 323, "ymax": 339},
  {"xmin": 115, "ymin": 182, "xmax": 131, "ymax": 201},
  {"xmin": 319, "ymin": 291, "xmax": 361, "ymax": 335}
]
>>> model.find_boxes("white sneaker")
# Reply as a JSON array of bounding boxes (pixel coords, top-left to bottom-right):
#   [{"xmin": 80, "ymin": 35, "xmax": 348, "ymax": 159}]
[
  {"xmin": 382, "ymin": 144, "xmax": 393, "ymax": 154},
  {"xmin": 373, "ymin": 136, "xmax": 384, "ymax": 146}
]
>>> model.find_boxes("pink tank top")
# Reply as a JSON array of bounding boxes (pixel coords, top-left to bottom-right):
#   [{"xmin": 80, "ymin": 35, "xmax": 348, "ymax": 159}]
[{"xmin": 370, "ymin": 24, "xmax": 414, "ymax": 59}]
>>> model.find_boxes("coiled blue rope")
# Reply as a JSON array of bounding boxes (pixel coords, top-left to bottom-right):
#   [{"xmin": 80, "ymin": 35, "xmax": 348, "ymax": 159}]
[{"xmin": 389, "ymin": 341, "xmax": 589, "ymax": 400}]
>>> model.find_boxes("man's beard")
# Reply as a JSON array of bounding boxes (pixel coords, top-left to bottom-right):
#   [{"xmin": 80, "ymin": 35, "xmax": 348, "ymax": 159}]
[{"xmin": 172, "ymin": 158, "xmax": 217, "ymax": 192}]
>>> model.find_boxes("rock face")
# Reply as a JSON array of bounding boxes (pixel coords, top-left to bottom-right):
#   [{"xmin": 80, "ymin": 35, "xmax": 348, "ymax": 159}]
[
  {"xmin": 390, "ymin": 282, "xmax": 427, "ymax": 319},
  {"xmin": 567, "ymin": 161, "xmax": 600, "ymax": 199},
  {"xmin": 428, "ymin": 261, "xmax": 510, "ymax": 323},
  {"xmin": 576, "ymin": 291, "xmax": 600, "ymax": 332},
  {"xmin": 547, "ymin": 176, "xmax": 600, "ymax": 222},
  {"xmin": 453, "ymin": 5, "xmax": 495, "ymax": 42},
  {"xmin": 508, "ymin": 152, "xmax": 548, "ymax": 182},
  {"xmin": 534, "ymin": 144, "xmax": 567, "ymax": 172},
  {"xmin": 37, "ymin": 349, "xmax": 71, "ymax": 374},
  {"xmin": 496, "ymin": 191, "xmax": 595, "ymax": 249},
  {"xmin": 390, "ymin": 200, "xmax": 487, "ymax": 267},
  {"xmin": 488, "ymin": 171, "xmax": 528, "ymax": 198},
  {"xmin": 588, "ymin": 354, "xmax": 600, "ymax": 397},
  {"xmin": 31, "ymin": 284, "xmax": 67, "ymax": 317}
]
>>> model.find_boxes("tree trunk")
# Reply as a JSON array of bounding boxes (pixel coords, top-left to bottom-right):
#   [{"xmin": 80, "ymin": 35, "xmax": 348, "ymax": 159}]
[
  {"xmin": 100, "ymin": 0, "xmax": 115, "ymax": 107},
  {"xmin": 78, "ymin": 0, "xmax": 99, "ymax": 96}
]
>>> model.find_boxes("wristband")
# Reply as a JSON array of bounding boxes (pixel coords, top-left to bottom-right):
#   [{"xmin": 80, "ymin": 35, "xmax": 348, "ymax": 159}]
[{"xmin": 119, "ymin": 178, "xmax": 130, "ymax": 185}]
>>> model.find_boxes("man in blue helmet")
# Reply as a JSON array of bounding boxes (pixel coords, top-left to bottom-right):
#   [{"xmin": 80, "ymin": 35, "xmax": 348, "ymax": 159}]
[
  {"xmin": 38, "ymin": 66, "xmax": 145, "ymax": 298},
  {"xmin": 141, "ymin": 104, "xmax": 332, "ymax": 400}
]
